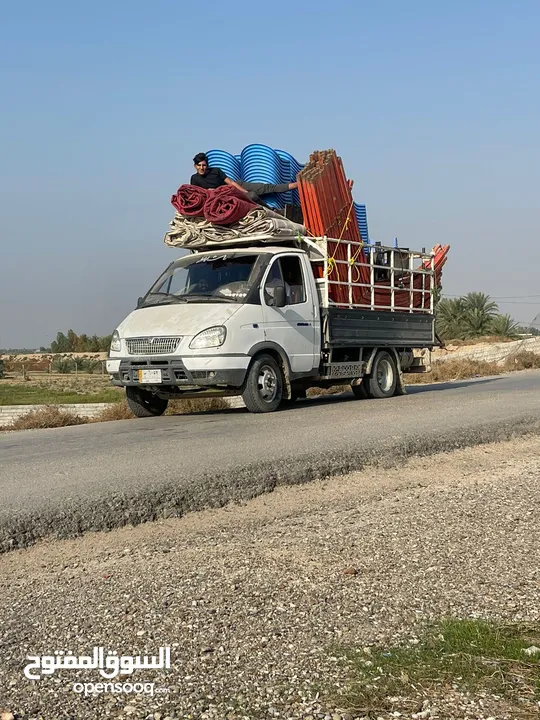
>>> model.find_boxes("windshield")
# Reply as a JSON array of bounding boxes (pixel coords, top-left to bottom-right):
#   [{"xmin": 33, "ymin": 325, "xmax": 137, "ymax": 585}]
[{"xmin": 141, "ymin": 253, "xmax": 263, "ymax": 307}]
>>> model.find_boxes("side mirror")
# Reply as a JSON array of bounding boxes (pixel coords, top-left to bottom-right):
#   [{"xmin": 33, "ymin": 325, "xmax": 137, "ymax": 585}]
[
  {"xmin": 273, "ymin": 285, "xmax": 287, "ymax": 308},
  {"xmin": 137, "ymin": 296, "xmax": 144, "ymax": 308}
]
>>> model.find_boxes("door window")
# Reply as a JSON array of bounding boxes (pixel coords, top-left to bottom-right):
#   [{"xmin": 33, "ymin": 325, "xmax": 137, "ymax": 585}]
[
  {"xmin": 280, "ymin": 256, "xmax": 306, "ymax": 305},
  {"xmin": 263, "ymin": 257, "xmax": 306, "ymax": 306}
]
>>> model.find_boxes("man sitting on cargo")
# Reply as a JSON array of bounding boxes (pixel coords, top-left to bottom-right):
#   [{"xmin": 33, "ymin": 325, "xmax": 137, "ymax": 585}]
[{"xmin": 190, "ymin": 153, "xmax": 299, "ymax": 207}]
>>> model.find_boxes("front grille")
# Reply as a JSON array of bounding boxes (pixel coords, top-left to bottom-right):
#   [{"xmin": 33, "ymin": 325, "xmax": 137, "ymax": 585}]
[{"xmin": 126, "ymin": 337, "xmax": 181, "ymax": 355}]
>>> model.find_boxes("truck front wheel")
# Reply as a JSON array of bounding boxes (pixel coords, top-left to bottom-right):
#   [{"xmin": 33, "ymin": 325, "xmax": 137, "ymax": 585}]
[
  {"xmin": 242, "ymin": 354, "xmax": 284, "ymax": 413},
  {"xmin": 365, "ymin": 351, "xmax": 398, "ymax": 399},
  {"xmin": 126, "ymin": 386, "xmax": 169, "ymax": 418}
]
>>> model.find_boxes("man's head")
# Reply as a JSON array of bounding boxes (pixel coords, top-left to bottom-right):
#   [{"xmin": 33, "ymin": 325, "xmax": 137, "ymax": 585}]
[{"xmin": 193, "ymin": 152, "xmax": 209, "ymax": 175}]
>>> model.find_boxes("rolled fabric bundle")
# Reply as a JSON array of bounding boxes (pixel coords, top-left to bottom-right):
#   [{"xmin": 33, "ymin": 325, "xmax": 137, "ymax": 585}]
[
  {"xmin": 164, "ymin": 213, "xmax": 240, "ymax": 248},
  {"xmin": 203, "ymin": 186, "xmax": 257, "ymax": 225},
  {"xmin": 171, "ymin": 184, "xmax": 210, "ymax": 216},
  {"xmin": 164, "ymin": 213, "xmax": 212, "ymax": 247},
  {"xmin": 211, "ymin": 184, "xmax": 238, "ymax": 197},
  {"xmin": 164, "ymin": 207, "xmax": 308, "ymax": 248}
]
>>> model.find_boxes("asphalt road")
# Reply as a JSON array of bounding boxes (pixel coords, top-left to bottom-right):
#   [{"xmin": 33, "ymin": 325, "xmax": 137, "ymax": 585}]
[{"xmin": 1, "ymin": 371, "xmax": 539, "ymax": 550}]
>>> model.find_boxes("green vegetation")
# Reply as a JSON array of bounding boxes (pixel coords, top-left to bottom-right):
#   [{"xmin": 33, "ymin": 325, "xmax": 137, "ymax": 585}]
[
  {"xmin": 436, "ymin": 292, "xmax": 521, "ymax": 341},
  {"xmin": 334, "ymin": 618, "xmax": 540, "ymax": 715},
  {"xmin": 50, "ymin": 356, "xmax": 101, "ymax": 374},
  {"xmin": 0, "ymin": 384, "xmax": 123, "ymax": 406},
  {"xmin": 48, "ymin": 329, "xmax": 112, "ymax": 353},
  {"xmin": 0, "ymin": 347, "xmax": 37, "ymax": 354},
  {"xmin": 52, "ymin": 357, "xmax": 75, "ymax": 374}
]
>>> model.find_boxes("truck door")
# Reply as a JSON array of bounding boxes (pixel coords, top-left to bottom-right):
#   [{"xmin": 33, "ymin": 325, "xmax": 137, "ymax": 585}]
[{"xmin": 261, "ymin": 255, "xmax": 318, "ymax": 372}]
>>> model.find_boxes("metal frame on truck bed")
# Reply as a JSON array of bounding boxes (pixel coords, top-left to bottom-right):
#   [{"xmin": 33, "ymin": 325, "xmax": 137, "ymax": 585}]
[{"xmin": 272, "ymin": 235, "xmax": 438, "ymax": 349}]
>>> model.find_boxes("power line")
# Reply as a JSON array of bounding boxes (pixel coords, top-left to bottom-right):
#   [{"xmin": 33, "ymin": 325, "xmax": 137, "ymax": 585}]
[
  {"xmin": 442, "ymin": 294, "xmax": 540, "ymax": 300},
  {"xmin": 484, "ymin": 301, "xmax": 540, "ymax": 305},
  {"xmin": 442, "ymin": 295, "xmax": 540, "ymax": 304}
]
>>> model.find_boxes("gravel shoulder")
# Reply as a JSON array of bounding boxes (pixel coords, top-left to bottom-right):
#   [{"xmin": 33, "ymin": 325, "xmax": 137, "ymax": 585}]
[{"xmin": 1, "ymin": 436, "xmax": 540, "ymax": 719}]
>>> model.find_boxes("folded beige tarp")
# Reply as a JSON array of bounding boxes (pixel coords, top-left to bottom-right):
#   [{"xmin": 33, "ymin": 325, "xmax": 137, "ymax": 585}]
[{"xmin": 164, "ymin": 207, "xmax": 308, "ymax": 249}]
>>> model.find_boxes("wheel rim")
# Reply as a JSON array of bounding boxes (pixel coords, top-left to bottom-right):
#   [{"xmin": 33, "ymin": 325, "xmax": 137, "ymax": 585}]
[
  {"xmin": 257, "ymin": 365, "xmax": 278, "ymax": 402},
  {"xmin": 377, "ymin": 358, "xmax": 394, "ymax": 392}
]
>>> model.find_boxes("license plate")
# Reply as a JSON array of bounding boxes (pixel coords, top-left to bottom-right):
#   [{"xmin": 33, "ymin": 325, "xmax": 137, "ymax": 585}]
[
  {"xmin": 329, "ymin": 362, "xmax": 364, "ymax": 378},
  {"xmin": 138, "ymin": 369, "xmax": 162, "ymax": 384}
]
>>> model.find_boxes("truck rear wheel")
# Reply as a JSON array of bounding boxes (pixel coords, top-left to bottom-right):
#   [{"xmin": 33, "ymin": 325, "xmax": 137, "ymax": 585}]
[
  {"xmin": 242, "ymin": 354, "xmax": 283, "ymax": 413},
  {"xmin": 126, "ymin": 386, "xmax": 169, "ymax": 417},
  {"xmin": 366, "ymin": 351, "xmax": 398, "ymax": 399}
]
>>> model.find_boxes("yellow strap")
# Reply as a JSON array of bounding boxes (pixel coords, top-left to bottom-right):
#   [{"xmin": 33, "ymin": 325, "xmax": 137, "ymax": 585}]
[{"xmin": 325, "ymin": 257, "xmax": 337, "ymax": 277}]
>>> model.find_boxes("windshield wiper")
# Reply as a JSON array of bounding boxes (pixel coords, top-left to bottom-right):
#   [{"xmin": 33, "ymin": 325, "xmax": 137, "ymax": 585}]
[
  {"xmin": 182, "ymin": 294, "xmax": 238, "ymax": 303},
  {"xmin": 140, "ymin": 293, "xmax": 188, "ymax": 307}
]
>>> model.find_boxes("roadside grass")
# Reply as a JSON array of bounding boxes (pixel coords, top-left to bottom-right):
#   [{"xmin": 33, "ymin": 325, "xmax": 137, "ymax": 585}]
[
  {"xmin": 507, "ymin": 350, "xmax": 540, "ymax": 370},
  {"xmin": 95, "ymin": 397, "xmax": 230, "ymax": 422},
  {"xmin": 167, "ymin": 397, "xmax": 230, "ymax": 414},
  {"xmin": 0, "ymin": 382, "xmax": 123, "ymax": 405},
  {"xmin": 95, "ymin": 402, "xmax": 135, "ymax": 421},
  {"xmin": 307, "ymin": 385, "xmax": 349, "ymax": 397},
  {"xmin": 332, "ymin": 618, "xmax": 540, "ymax": 716},
  {"xmin": 441, "ymin": 335, "xmax": 517, "ymax": 347},
  {"xmin": 0, "ymin": 396, "xmax": 233, "ymax": 431},
  {"xmin": 406, "ymin": 358, "xmax": 500, "ymax": 384},
  {"xmin": 7, "ymin": 406, "xmax": 87, "ymax": 431},
  {"xmin": 408, "ymin": 352, "xmax": 540, "ymax": 384}
]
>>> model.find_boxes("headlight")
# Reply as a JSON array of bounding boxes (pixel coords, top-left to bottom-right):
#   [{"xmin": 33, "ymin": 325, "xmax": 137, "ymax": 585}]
[
  {"xmin": 110, "ymin": 330, "xmax": 121, "ymax": 353},
  {"xmin": 189, "ymin": 326, "xmax": 226, "ymax": 349}
]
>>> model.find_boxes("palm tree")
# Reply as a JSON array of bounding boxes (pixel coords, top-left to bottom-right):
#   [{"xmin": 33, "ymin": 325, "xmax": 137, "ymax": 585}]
[
  {"xmin": 462, "ymin": 292, "xmax": 499, "ymax": 337},
  {"xmin": 436, "ymin": 298, "xmax": 467, "ymax": 340},
  {"xmin": 436, "ymin": 292, "xmax": 506, "ymax": 340},
  {"xmin": 489, "ymin": 314, "xmax": 520, "ymax": 339},
  {"xmin": 462, "ymin": 292, "xmax": 498, "ymax": 316}
]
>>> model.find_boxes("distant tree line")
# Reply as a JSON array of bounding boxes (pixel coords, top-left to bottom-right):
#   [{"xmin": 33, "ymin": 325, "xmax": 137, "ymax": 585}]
[
  {"xmin": 436, "ymin": 292, "xmax": 537, "ymax": 341},
  {"xmin": 47, "ymin": 329, "xmax": 113, "ymax": 353},
  {"xmin": 0, "ymin": 332, "xmax": 112, "ymax": 355},
  {"xmin": 0, "ymin": 348, "xmax": 38, "ymax": 354}
]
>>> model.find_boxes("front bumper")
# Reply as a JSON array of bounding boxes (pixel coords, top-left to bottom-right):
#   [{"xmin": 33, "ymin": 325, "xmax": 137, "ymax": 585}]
[{"xmin": 107, "ymin": 356, "xmax": 248, "ymax": 389}]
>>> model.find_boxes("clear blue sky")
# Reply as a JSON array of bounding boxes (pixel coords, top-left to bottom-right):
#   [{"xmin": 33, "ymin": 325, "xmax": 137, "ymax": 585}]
[{"xmin": 1, "ymin": 0, "xmax": 539, "ymax": 347}]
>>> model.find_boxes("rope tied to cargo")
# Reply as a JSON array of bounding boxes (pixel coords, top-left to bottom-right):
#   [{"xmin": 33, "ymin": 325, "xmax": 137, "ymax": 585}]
[
  {"xmin": 325, "ymin": 257, "xmax": 337, "ymax": 277},
  {"xmin": 348, "ymin": 255, "xmax": 361, "ymax": 283},
  {"xmin": 338, "ymin": 200, "xmax": 356, "ymax": 240},
  {"xmin": 324, "ymin": 200, "xmax": 357, "ymax": 277}
]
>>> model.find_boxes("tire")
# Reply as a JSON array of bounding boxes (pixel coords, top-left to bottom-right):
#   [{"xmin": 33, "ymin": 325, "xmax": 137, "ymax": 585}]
[
  {"xmin": 242, "ymin": 354, "xmax": 284, "ymax": 413},
  {"xmin": 351, "ymin": 382, "xmax": 368, "ymax": 399},
  {"xmin": 365, "ymin": 351, "xmax": 398, "ymax": 399},
  {"xmin": 126, "ymin": 386, "xmax": 169, "ymax": 418}
]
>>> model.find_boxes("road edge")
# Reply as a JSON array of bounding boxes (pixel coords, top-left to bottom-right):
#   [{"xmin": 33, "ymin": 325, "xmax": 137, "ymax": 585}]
[{"xmin": 2, "ymin": 415, "xmax": 540, "ymax": 553}]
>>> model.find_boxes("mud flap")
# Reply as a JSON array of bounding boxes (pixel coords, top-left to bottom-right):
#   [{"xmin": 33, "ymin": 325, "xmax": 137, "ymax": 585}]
[{"xmin": 395, "ymin": 368, "xmax": 407, "ymax": 395}]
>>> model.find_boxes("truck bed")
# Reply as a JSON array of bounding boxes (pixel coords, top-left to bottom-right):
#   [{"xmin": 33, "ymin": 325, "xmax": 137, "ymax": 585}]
[{"xmin": 322, "ymin": 307, "xmax": 436, "ymax": 348}]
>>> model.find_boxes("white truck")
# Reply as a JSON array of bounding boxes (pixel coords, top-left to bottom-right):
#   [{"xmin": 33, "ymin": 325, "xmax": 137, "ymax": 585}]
[{"xmin": 107, "ymin": 236, "xmax": 439, "ymax": 415}]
